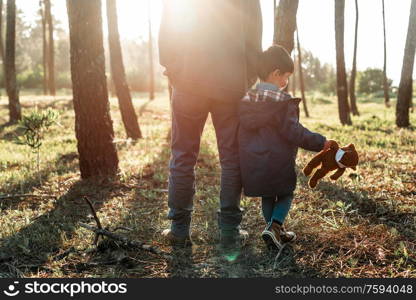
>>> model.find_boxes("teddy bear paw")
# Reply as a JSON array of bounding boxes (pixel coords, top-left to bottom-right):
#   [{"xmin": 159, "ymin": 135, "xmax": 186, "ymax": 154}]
[{"xmin": 303, "ymin": 167, "xmax": 312, "ymax": 176}]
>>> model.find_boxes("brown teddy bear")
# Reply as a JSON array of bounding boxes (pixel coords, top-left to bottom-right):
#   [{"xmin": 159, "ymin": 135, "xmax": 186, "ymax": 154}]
[{"xmin": 303, "ymin": 141, "xmax": 359, "ymax": 188}]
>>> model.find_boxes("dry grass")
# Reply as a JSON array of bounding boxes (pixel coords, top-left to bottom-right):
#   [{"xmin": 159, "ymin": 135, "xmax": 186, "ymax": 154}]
[{"xmin": 0, "ymin": 91, "xmax": 415, "ymax": 278}]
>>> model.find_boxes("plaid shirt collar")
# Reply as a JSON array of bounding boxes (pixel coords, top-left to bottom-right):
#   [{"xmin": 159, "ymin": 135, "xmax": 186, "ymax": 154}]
[{"xmin": 242, "ymin": 82, "xmax": 292, "ymax": 103}]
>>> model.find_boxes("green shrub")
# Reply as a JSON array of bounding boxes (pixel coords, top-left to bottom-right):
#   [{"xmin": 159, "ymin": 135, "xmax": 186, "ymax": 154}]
[{"xmin": 15, "ymin": 108, "xmax": 59, "ymax": 182}]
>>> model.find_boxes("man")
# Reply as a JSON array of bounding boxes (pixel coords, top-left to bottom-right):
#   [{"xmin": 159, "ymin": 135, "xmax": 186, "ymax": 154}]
[{"xmin": 159, "ymin": 0, "xmax": 263, "ymax": 247}]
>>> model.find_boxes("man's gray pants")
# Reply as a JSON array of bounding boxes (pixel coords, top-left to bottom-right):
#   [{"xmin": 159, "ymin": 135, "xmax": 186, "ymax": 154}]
[{"xmin": 168, "ymin": 88, "xmax": 243, "ymax": 238}]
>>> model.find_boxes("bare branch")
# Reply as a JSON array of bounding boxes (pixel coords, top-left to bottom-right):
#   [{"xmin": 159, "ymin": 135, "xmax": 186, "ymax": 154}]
[{"xmin": 79, "ymin": 222, "xmax": 172, "ymax": 260}]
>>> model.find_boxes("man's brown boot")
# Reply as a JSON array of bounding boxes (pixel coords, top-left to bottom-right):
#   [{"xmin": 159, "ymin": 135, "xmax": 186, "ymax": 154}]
[{"xmin": 161, "ymin": 229, "xmax": 193, "ymax": 247}]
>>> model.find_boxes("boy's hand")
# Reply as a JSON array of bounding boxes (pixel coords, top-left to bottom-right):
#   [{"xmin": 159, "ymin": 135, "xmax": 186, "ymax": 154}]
[{"xmin": 323, "ymin": 139, "xmax": 337, "ymax": 152}]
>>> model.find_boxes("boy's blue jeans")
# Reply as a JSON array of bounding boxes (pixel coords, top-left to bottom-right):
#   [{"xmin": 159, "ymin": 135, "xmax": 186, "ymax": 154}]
[
  {"xmin": 168, "ymin": 88, "xmax": 243, "ymax": 237},
  {"xmin": 261, "ymin": 193, "xmax": 294, "ymax": 225}
]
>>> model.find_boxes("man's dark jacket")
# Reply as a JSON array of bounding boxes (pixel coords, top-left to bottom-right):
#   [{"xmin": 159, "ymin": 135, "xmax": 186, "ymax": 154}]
[
  {"xmin": 239, "ymin": 88, "xmax": 326, "ymax": 197},
  {"xmin": 158, "ymin": 0, "xmax": 262, "ymax": 101}
]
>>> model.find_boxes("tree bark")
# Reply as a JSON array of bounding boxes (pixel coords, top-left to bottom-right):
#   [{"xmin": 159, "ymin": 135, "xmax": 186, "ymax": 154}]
[
  {"xmin": 349, "ymin": 0, "xmax": 360, "ymax": 116},
  {"xmin": 273, "ymin": 0, "xmax": 277, "ymax": 20},
  {"xmin": 382, "ymin": 0, "xmax": 390, "ymax": 107},
  {"xmin": 44, "ymin": 0, "xmax": 55, "ymax": 96},
  {"xmin": 335, "ymin": 0, "xmax": 352, "ymax": 125},
  {"xmin": 5, "ymin": 0, "xmax": 20, "ymax": 123},
  {"xmin": 0, "ymin": 0, "xmax": 4, "ymax": 63},
  {"xmin": 39, "ymin": 0, "xmax": 48, "ymax": 95},
  {"xmin": 396, "ymin": 0, "xmax": 416, "ymax": 128},
  {"xmin": 274, "ymin": 0, "xmax": 299, "ymax": 54},
  {"xmin": 148, "ymin": 1, "xmax": 155, "ymax": 101},
  {"xmin": 106, "ymin": 0, "xmax": 142, "ymax": 139},
  {"xmin": 0, "ymin": 0, "xmax": 6, "ymax": 90},
  {"xmin": 292, "ymin": 53, "xmax": 296, "ymax": 96},
  {"xmin": 67, "ymin": 0, "xmax": 119, "ymax": 178},
  {"xmin": 296, "ymin": 28, "xmax": 309, "ymax": 118}
]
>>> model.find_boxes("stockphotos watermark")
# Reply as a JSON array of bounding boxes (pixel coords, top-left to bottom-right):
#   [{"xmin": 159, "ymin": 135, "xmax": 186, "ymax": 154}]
[{"xmin": 2, "ymin": 280, "xmax": 127, "ymax": 297}]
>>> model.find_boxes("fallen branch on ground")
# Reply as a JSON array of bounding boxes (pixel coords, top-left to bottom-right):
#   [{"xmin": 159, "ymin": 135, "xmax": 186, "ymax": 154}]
[
  {"xmin": 53, "ymin": 247, "xmax": 77, "ymax": 262},
  {"xmin": 81, "ymin": 196, "xmax": 171, "ymax": 260},
  {"xmin": 79, "ymin": 223, "xmax": 171, "ymax": 260},
  {"xmin": 83, "ymin": 196, "xmax": 102, "ymax": 245}
]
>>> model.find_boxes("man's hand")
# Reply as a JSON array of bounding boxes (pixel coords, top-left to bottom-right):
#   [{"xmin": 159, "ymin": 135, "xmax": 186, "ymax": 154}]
[{"xmin": 322, "ymin": 139, "xmax": 338, "ymax": 152}]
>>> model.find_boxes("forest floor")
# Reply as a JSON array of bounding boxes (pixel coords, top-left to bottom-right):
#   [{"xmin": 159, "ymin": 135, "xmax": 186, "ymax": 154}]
[{"xmin": 0, "ymin": 91, "xmax": 415, "ymax": 278}]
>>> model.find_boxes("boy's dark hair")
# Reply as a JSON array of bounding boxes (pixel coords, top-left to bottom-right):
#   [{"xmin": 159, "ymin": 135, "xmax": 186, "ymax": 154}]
[{"xmin": 257, "ymin": 45, "xmax": 294, "ymax": 81}]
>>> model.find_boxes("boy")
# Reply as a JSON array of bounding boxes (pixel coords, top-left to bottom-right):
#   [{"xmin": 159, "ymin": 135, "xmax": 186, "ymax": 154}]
[{"xmin": 238, "ymin": 45, "xmax": 334, "ymax": 250}]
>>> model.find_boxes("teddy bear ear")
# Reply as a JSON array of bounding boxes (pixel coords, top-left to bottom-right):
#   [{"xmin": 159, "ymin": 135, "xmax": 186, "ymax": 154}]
[{"xmin": 348, "ymin": 143, "xmax": 356, "ymax": 150}]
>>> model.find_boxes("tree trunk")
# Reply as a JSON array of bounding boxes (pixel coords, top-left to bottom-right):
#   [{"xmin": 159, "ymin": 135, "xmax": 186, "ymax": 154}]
[
  {"xmin": 274, "ymin": 0, "xmax": 299, "ymax": 54},
  {"xmin": 39, "ymin": 0, "xmax": 48, "ymax": 95},
  {"xmin": 396, "ymin": 0, "xmax": 416, "ymax": 128},
  {"xmin": 292, "ymin": 53, "xmax": 296, "ymax": 96},
  {"xmin": 296, "ymin": 28, "xmax": 309, "ymax": 118},
  {"xmin": 45, "ymin": 0, "xmax": 55, "ymax": 96},
  {"xmin": 5, "ymin": 0, "xmax": 20, "ymax": 123},
  {"xmin": 148, "ymin": 1, "xmax": 155, "ymax": 101},
  {"xmin": 0, "ymin": 0, "xmax": 5, "ymax": 91},
  {"xmin": 0, "ymin": 0, "xmax": 4, "ymax": 62},
  {"xmin": 382, "ymin": 0, "xmax": 390, "ymax": 107},
  {"xmin": 335, "ymin": 0, "xmax": 352, "ymax": 125},
  {"xmin": 349, "ymin": 0, "xmax": 360, "ymax": 116},
  {"xmin": 106, "ymin": 0, "xmax": 142, "ymax": 140},
  {"xmin": 273, "ymin": 0, "xmax": 277, "ymax": 20},
  {"xmin": 67, "ymin": 0, "xmax": 119, "ymax": 179}
]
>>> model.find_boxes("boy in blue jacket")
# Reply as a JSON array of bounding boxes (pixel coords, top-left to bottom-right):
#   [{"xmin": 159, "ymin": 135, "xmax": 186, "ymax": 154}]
[{"xmin": 239, "ymin": 45, "xmax": 334, "ymax": 250}]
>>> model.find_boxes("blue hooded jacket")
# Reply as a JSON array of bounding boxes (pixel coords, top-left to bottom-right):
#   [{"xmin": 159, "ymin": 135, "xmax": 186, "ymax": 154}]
[{"xmin": 238, "ymin": 83, "xmax": 326, "ymax": 197}]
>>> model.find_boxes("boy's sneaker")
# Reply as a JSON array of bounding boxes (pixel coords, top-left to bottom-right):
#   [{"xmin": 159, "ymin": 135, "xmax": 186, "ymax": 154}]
[
  {"xmin": 261, "ymin": 222, "xmax": 296, "ymax": 250},
  {"xmin": 280, "ymin": 225, "xmax": 296, "ymax": 243},
  {"xmin": 161, "ymin": 229, "xmax": 193, "ymax": 247}
]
